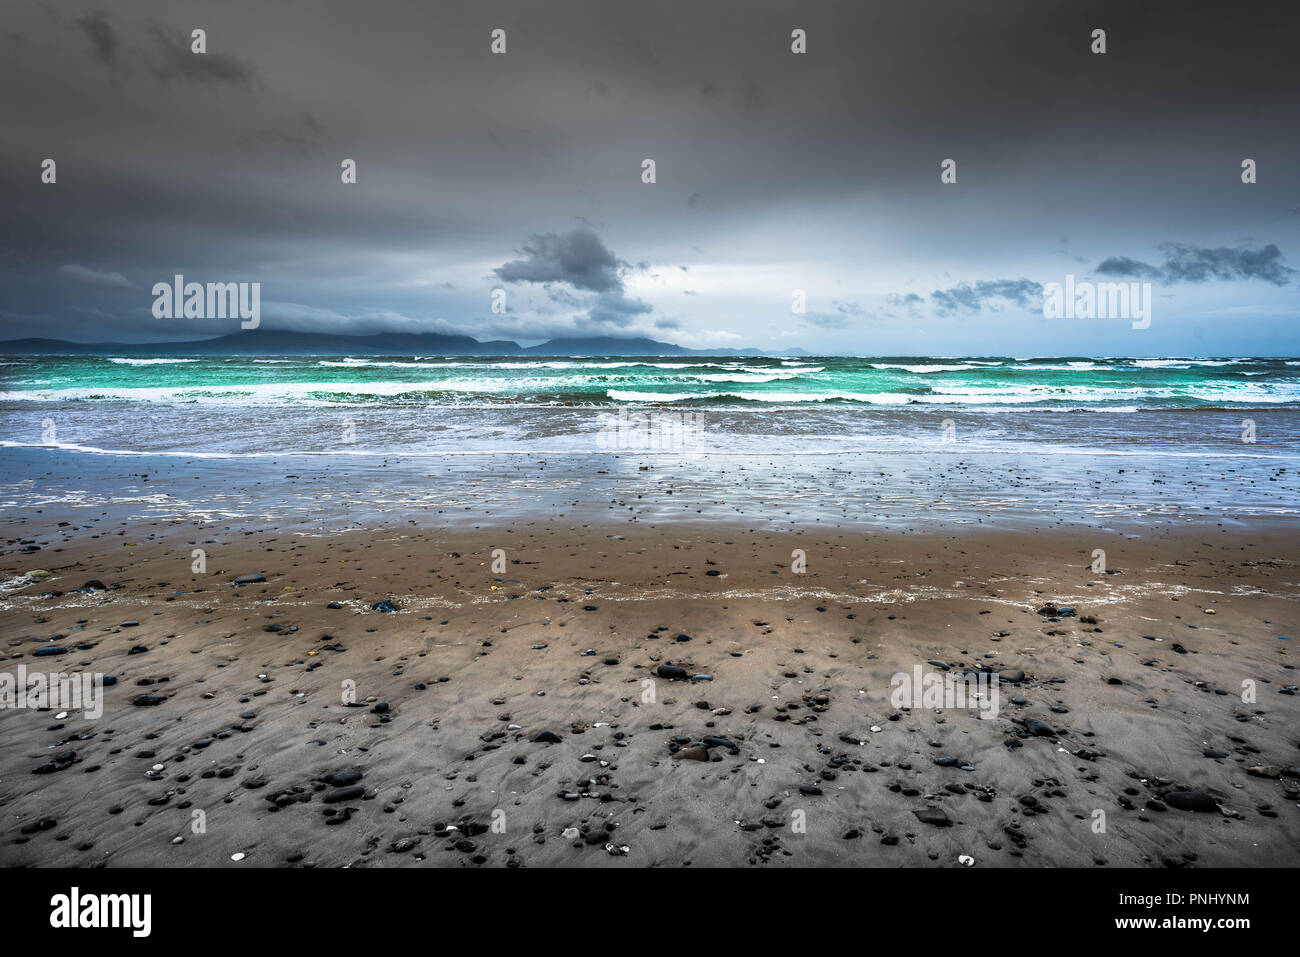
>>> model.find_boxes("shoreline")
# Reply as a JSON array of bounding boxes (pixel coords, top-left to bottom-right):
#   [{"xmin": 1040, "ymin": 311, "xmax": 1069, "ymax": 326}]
[{"xmin": 3, "ymin": 445, "xmax": 1299, "ymax": 538}]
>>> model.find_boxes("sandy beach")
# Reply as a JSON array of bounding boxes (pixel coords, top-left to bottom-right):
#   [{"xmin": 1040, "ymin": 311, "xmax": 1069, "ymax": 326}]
[{"xmin": 3, "ymin": 514, "xmax": 1296, "ymax": 868}]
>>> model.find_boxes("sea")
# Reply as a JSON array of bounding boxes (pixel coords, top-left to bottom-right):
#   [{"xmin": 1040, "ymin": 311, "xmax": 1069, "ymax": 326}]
[{"xmin": 2, "ymin": 354, "xmax": 1298, "ymax": 532}]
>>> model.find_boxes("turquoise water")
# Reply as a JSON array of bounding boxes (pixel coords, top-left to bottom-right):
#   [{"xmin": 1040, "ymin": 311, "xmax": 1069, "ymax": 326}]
[
  {"xmin": 1, "ymin": 354, "xmax": 1297, "ymax": 529},
  {"xmin": 1, "ymin": 354, "xmax": 1297, "ymax": 460},
  {"xmin": 3, "ymin": 355, "xmax": 1298, "ymax": 409}
]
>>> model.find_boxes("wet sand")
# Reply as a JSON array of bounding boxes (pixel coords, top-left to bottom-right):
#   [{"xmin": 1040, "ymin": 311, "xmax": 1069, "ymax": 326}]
[{"xmin": 1, "ymin": 516, "xmax": 1297, "ymax": 867}]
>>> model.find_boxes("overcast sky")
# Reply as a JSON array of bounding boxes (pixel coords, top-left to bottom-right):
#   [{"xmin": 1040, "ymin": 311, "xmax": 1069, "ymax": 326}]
[{"xmin": 1, "ymin": 0, "xmax": 1298, "ymax": 355}]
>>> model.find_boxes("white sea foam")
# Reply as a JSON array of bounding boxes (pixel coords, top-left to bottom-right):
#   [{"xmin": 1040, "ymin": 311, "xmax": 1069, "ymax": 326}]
[
  {"xmin": 1132, "ymin": 358, "xmax": 1245, "ymax": 368},
  {"xmin": 868, "ymin": 363, "xmax": 980, "ymax": 373}
]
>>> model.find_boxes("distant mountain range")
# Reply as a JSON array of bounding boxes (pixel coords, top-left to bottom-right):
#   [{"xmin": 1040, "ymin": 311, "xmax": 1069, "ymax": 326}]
[{"xmin": 0, "ymin": 331, "xmax": 811, "ymax": 358}]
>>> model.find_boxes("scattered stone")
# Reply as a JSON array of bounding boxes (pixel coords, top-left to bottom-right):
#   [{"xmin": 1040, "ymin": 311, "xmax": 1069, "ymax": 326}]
[
  {"xmin": 1164, "ymin": 791, "xmax": 1219, "ymax": 813},
  {"xmin": 322, "ymin": 786, "xmax": 365, "ymax": 804},
  {"xmin": 322, "ymin": 770, "xmax": 363, "ymax": 787},
  {"xmin": 914, "ymin": 807, "xmax": 952, "ymax": 827},
  {"xmin": 1023, "ymin": 717, "xmax": 1056, "ymax": 737}
]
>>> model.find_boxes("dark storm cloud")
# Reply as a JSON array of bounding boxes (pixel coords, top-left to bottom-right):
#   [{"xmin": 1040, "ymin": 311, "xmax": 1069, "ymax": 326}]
[
  {"xmin": 491, "ymin": 227, "xmax": 654, "ymax": 329},
  {"xmin": 494, "ymin": 228, "xmax": 628, "ymax": 294},
  {"xmin": 147, "ymin": 24, "xmax": 255, "ymax": 86},
  {"xmin": 72, "ymin": 10, "xmax": 254, "ymax": 86},
  {"xmin": 1095, "ymin": 243, "xmax": 1296, "ymax": 286},
  {"xmin": 930, "ymin": 279, "xmax": 1044, "ymax": 315},
  {"xmin": 75, "ymin": 10, "xmax": 118, "ymax": 67}
]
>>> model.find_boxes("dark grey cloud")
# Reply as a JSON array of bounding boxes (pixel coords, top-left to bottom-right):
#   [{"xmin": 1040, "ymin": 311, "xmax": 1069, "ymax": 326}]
[
  {"xmin": 930, "ymin": 279, "xmax": 1044, "ymax": 315},
  {"xmin": 493, "ymin": 227, "xmax": 654, "ymax": 330},
  {"xmin": 1095, "ymin": 242, "xmax": 1296, "ymax": 286},
  {"xmin": 147, "ymin": 24, "xmax": 254, "ymax": 86},
  {"xmin": 582, "ymin": 290, "xmax": 652, "ymax": 328},
  {"xmin": 235, "ymin": 113, "xmax": 327, "ymax": 154},
  {"xmin": 75, "ymin": 10, "xmax": 118, "ymax": 67},
  {"xmin": 494, "ymin": 227, "xmax": 627, "ymax": 294}
]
